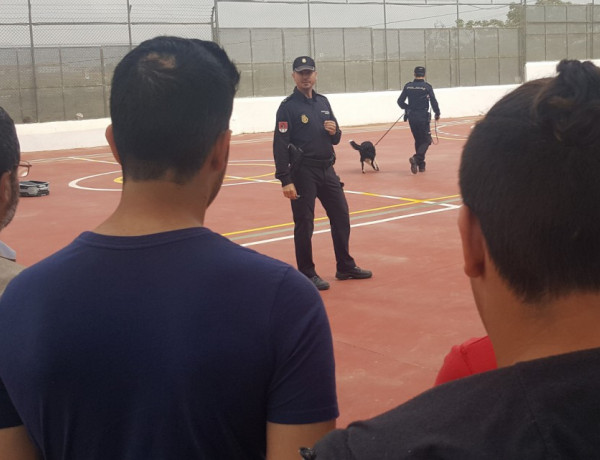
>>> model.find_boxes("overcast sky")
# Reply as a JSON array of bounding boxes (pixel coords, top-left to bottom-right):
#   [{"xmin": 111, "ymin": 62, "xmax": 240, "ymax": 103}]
[{"xmin": 0, "ymin": 0, "xmax": 591, "ymax": 47}]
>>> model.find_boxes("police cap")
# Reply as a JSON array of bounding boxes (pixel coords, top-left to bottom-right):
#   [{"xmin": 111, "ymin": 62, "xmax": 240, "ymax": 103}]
[
  {"xmin": 414, "ymin": 66, "xmax": 426, "ymax": 77},
  {"xmin": 293, "ymin": 56, "xmax": 316, "ymax": 72}
]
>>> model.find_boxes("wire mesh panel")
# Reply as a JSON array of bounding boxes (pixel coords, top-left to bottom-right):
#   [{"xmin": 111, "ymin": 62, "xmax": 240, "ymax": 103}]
[
  {"xmin": 0, "ymin": 0, "xmax": 214, "ymax": 121},
  {"xmin": 313, "ymin": 28, "xmax": 346, "ymax": 93},
  {"xmin": 1, "ymin": 0, "xmax": 599, "ymax": 121}
]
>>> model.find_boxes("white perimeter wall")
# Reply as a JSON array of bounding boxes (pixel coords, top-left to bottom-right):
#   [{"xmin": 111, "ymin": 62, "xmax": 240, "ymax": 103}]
[{"xmin": 16, "ymin": 60, "xmax": 597, "ymax": 153}]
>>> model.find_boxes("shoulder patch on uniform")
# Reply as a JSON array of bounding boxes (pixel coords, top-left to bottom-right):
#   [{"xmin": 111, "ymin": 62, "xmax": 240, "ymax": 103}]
[{"xmin": 278, "ymin": 121, "xmax": 288, "ymax": 133}]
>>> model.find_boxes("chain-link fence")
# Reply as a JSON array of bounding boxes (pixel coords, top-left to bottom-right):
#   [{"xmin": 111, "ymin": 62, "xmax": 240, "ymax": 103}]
[
  {"xmin": 0, "ymin": 1, "xmax": 214, "ymax": 122},
  {"xmin": 0, "ymin": 0, "xmax": 598, "ymax": 122}
]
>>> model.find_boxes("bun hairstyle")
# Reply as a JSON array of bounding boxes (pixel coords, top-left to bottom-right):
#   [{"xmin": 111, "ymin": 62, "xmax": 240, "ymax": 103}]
[
  {"xmin": 533, "ymin": 60, "xmax": 600, "ymax": 149},
  {"xmin": 459, "ymin": 59, "xmax": 600, "ymax": 303}
]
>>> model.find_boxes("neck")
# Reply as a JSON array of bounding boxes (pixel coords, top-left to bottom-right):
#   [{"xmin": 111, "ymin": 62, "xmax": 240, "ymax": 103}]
[
  {"xmin": 482, "ymin": 285, "xmax": 600, "ymax": 367},
  {"xmin": 297, "ymin": 87, "xmax": 313, "ymax": 98},
  {"xmin": 94, "ymin": 179, "xmax": 210, "ymax": 236}
]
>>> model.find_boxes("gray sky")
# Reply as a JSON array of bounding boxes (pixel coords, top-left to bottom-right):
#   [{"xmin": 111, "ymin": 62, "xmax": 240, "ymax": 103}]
[{"xmin": 0, "ymin": 0, "xmax": 591, "ymax": 47}]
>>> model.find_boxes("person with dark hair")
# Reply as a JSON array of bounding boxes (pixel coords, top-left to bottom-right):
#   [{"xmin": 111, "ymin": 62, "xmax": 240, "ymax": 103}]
[
  {"xmin": 304, "ymin": 59, "xmax": 600, "ymax": 459},
  {"xmin": 0, "ymin": 37, "xmax": 338, "ymax": 460},
  {"xmin": 0, "ymin": 108, "xmax": 36, "ymax": 458},
  {"xmin": 273, "ymin": 56, "xmax": 372, "ymax": 291},
  {"xmin": 0, "ymin": 107, "xmax": 23, "ymax": 264},
  {"xmin": 397, "ymin": 66, "xmax": 440, "ymax": 174}
]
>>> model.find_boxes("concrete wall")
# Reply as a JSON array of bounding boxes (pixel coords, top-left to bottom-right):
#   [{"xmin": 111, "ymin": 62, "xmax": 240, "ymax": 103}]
[
  {"xmin": 16, "ymin": 84, "xmax": 518, "ymax": 153},
  {"xmin": 525, "ymin": 60, "xmax": 600, "ymax": 81},
  {"xmin": 20, "ymin": 59, "xmax": 590, "ymax": 153}
]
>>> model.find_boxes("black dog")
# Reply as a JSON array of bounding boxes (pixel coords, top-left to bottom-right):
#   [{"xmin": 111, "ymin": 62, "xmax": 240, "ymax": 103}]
[{"xmin": 349, "ymin": 140, "xmax": 379, "ymax": 173}]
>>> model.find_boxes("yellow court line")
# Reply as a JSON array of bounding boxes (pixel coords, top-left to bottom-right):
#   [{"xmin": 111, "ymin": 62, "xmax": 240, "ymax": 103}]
[
  {"xmin": 222, "ymin": 194, "xmax": 460, "ymax": 236},
  {"xmin": 224, "ymin": 172, "xmax": 275, "ymax": 181}
]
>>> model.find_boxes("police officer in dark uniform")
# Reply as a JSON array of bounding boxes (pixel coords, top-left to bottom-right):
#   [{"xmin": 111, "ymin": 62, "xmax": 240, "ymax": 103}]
[
  {"xmin": 273, "ymin": 56, "xmax": 372, "ymax": 291},
  {"xmin": 397, "ymin": 66, "xmax": 441, "ymax": 174}
]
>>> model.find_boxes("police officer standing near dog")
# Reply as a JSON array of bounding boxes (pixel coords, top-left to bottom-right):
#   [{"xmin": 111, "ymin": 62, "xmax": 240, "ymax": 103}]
[
  {"xmin": 273, "ymin": 56, "xmax": 372, "ymax": 291},
  {"xmin": 397, "ymin": 66, "xmax": 440, "ymax": 174}
]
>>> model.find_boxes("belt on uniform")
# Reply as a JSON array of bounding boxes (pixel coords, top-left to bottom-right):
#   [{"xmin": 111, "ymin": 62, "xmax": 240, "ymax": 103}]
[{"xmin": 301, "ymin": 156, "xmax": 335, "ymax": 168}]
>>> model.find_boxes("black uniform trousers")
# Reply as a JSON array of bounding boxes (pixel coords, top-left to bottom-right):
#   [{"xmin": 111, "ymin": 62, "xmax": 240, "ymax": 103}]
[
  {"xmin": 408, "ymin": 110, "xmax": 432, "ymax": 167},
  {"xmin": 291, "ymin": 164, "xmax": 356, "ymax": 277}
]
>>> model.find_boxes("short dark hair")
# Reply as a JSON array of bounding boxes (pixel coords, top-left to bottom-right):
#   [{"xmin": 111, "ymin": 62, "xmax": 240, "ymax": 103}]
[
  {"xmin": 110, "ymin": 36, "xmax": 240, "ymax": 183},
  {"xmin": 460, "ymin": 60, "xmax": 600, "ymax": 303},
  {"xmin": 0, "ymin": 107, "xmax": 20, "ymax": 174}
]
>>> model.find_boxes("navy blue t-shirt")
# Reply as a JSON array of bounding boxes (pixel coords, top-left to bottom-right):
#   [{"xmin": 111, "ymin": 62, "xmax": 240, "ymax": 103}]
[{"xmin": 0, "ymin": 228, "xmax": 338, "ymax": 459}]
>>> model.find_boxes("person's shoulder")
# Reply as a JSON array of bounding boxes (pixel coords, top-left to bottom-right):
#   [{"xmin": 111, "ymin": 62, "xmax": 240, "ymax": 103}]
[
  {"xmin": 313, "ymin": 91, "xmax": 329, "ymax": 102},
  {"xmin": 280, "ymin": 94, "xmax": 293, "ymax": 105},
  {"xmin": 0, "ymin": 258, "xmax": 23, "ymax": 296},
  {"xmin": 313, "ymin": 368, "xmax": 530, "ymax": 459},
  {"xmin": 210, "ymin": 235, "xmax": 303, "ymax": 279}
]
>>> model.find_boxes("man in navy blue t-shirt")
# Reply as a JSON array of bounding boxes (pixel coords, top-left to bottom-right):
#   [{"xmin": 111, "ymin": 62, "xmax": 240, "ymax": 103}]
[{"xmin": 0, "ymin": 37, "xmax": 338, "ymax": 460}]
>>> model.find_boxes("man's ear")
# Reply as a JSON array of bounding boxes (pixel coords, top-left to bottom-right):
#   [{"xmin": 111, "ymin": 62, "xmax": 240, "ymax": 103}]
[
  {"xmin": 209, "ymin": 129, "xmax": 231, "ymax": 171},
  {"xmin": 458, "ymin": 204, "xmax": 486, "ymax": 278},
  {"xmin": 0, "ymin": 171, "xmax": 11, "ymax": 207},
  {"xmin": 105, "ymin": 125, "xmax": 122, "ymax": 165}
]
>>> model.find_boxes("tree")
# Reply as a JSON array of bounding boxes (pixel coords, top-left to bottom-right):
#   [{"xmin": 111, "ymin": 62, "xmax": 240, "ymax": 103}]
[{"xmin": 455, "ymin": 0, "xmax": 570, "ymax": 29}]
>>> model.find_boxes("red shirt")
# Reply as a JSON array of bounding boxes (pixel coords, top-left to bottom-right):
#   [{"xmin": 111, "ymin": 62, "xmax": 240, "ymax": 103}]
[{"xmin": 434, "ymin": 336, "xmax": 497, "ymax": 386}]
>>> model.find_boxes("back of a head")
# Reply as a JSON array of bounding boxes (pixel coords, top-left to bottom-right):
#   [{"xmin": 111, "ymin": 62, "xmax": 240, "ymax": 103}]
[
  {"xmin": 110, "ymin": 36, "xmax": 240, "ymax": 183},
  {"xmin": 460, "ymin": 60, "xmax": 600, "ymax": 303},
  {"xmin": 0, "ymin": 107, "xmax": 20, "ymax": 174}
]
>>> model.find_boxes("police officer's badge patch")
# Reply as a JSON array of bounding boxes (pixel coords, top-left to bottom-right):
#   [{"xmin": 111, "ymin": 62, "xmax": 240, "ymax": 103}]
[
  {"xmin": 301, "ymin": 114, "xmax": 309, "ymax": 124},
  {"xmin": 278, "ymin": 121, "xmax": 288, "ymax": 133}
]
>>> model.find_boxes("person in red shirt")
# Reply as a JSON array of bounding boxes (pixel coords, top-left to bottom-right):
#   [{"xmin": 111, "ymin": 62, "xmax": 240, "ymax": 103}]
[{"xmin": 434, "ymin": 336, "xmax": 497, "ymax": 386}]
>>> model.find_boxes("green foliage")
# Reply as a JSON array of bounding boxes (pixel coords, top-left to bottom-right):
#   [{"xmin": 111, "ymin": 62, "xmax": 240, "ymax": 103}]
[{"xmin": 454, "ymin": 0, "xmax": 570, "ymax": 29}]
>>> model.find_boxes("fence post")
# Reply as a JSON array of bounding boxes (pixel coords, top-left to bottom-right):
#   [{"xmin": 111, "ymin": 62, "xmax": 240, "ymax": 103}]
[
  {"xmin": 249, "ymin": 29, "xmax": 256, "ymax": 96},
  {"xmin": 212, "ymin": 0, "xmax": 220, "ymax": 44},
  {"xmin": 307, "ymin": 0, "xmax": 314, "ymax": 57},
  {"xmin": 383, "ymin": 0, "xmax": 388, "ymax": 89},
  {"xmin": 519, "ymin": 0, "xmax": 526, "ymax": 82},
  {"xmin": 127, "ymin": 0, "xmax": 133, "ymax": 49},
  {"xmin": 100, "ymin": 47, "xmax": 109, "ymax": 118},
  {"xmin": 59, "ymin": 48, "xmax": 66, "ymax": 120},
  {"xmin": 27, "ymin": 0, "xmax": 39, "ymax": 122},
  {"xmin": 456, "ymin": 0, "xmax": 461, "ymax": 86},
  {"xmin": 590, "ymin": 0, "xmax": 595, "ymax": 59}
]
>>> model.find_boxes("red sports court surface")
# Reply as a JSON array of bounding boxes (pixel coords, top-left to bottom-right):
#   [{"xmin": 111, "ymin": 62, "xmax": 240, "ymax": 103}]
[{"xmin": 4, "ymin": 117, "xmax": 486, "ymax": 428}]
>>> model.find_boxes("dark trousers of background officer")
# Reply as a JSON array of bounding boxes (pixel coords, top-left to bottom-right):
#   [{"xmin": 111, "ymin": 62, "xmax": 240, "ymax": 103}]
[
  {"xmin": 408, "ymin": 111, "xmax": 432, "ymax": 167},
  {"xmin": 291, "ymin": 164, "xmax": 356, "ymax": 277}
]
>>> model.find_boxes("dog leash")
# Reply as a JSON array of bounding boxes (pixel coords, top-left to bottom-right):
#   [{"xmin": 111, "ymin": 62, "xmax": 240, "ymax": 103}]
[{"xmin": 374, "ymin": 113, "xmax": 404, "ymax": 147}]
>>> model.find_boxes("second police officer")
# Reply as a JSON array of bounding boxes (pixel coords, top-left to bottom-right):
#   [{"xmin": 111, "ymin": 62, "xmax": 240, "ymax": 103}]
[{"xmin": 397, "ymin": 66, "xmax": 441, "ymax": 174}]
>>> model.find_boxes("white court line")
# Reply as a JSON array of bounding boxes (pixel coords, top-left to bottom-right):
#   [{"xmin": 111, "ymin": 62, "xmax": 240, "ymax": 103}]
[
  {"xmin": 241, "ymin": 204, "xmax": 458, "ymax": 247},
  {"xmin": 68, "ymin": 170, "xmax": 122, "ymax": 191},
  {"xmin": 69, "ymin": 156, "xmax": 119, "ymax": 165},
  {"xmin": 423, "ymin": 200, "xmax": 461, "ymax": 209}
]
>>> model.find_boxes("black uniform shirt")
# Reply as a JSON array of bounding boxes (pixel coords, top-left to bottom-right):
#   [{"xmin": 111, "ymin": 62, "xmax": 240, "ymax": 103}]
[
  {"xmin": 273, "ymin": 88, "xmax": 342, "ymax": 186},
  {"xmin": 397, "ymin": 79, "xmax": 440, "ymax": 116}
]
